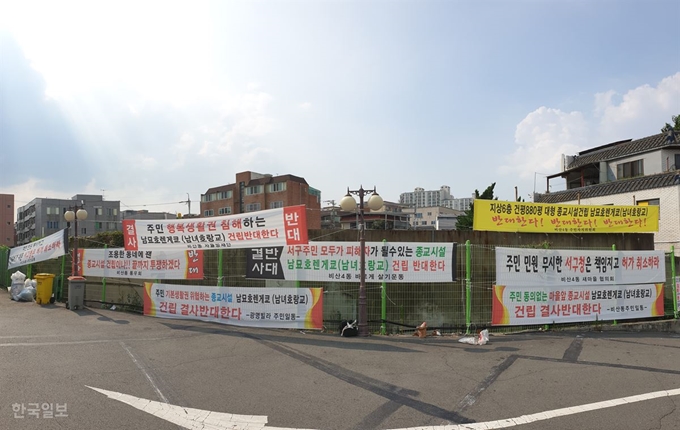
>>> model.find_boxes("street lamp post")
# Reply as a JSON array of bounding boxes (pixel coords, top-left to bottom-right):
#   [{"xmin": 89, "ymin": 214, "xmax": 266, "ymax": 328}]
[
  {"xmin": 64, "ymin": 206, "xmax": 88, "ymax": 276},
  {"xmin": 340, "ymin": 186, "xmax": 383, "ymax": 337}
]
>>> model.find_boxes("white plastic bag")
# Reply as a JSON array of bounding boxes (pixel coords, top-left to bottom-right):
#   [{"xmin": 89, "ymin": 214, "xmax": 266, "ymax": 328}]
[{"xmin": 458, "ymin": 329, "xmax": 489, "ymax": 345}]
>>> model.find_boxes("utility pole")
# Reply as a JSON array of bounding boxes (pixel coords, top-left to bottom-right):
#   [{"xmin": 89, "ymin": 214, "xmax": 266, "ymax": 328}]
[
  {"xmin": 323, "ymin": 200, "xmax": 337, "ymax": 228},
  {"xmin": 179, "ymin": 193, "xmax": 191, "ymax": 215}
]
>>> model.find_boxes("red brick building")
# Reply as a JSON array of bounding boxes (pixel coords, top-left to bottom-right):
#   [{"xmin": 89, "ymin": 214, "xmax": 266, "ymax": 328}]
[{"xmin": 200, "ymin": 171, "xmax": 321, "ymax": 229}]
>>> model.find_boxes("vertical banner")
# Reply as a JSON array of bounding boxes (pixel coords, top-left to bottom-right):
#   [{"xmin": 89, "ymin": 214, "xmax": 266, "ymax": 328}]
[
  {"xmin": 143, "ymin": 283, "xmax": 323, "ymax": 330},
  {"xmin": 8, "ymin": 229, "xmax": 67, "ymax": 269},
  {"xmin": 81, "ymin": 248, "xmax": 204, "ymax": 279},
  {"xmin": 492, "ymin": 247, "xmax": 667, "ymax": 326},
  {"xmin": 123, "ymin": 205, "xmax": 308, "ymax": 251},
  {"xmin": 245, "ymin": 242, "xmax": 457, "ymax": 282}
]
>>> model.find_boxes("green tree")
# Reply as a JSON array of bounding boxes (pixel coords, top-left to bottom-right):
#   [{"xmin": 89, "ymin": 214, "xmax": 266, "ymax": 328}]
[
  {"xmin": 661, "ymin": 114, "xmax": 680, "ymax": 132},
  {"xmin": 456, "ymin": 182, "xmax": 497, "ymax": 230}
]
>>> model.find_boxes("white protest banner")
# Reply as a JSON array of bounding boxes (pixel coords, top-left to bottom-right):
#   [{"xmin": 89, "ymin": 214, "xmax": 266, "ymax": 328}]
[
  {"xmin": 8, "ymin": 229, "xmax": 67, "ymax": 269},
  {"xmin": 492, "ymin": 283, "xmax": 665, "ymax": 325},
  {"xmin": 81, "ymin": 248, "xmax": 204, "ymax": 280},
  {"xmin": 123, "ymin": 205, "xmax": 308, "ymax": 251},
  {"xmin": 245, "ymin": 242, "xmax": 457, "ymax": 282},
  {"xmin": 495, "ymin": 247, "xmax": 665, "ymax": 287},
  {"xmin": 143, "ymin": 283, "xmax": 323, "ymax": 329}
]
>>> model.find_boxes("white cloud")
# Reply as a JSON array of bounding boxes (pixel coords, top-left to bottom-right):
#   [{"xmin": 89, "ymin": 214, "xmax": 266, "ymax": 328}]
[
  {"xmin": 502, "ymin": 72, "xmax": 680, "ymax": 197},
  {"xmin": 299, "ymin": 102, "xmax": 312, "ymax": 110},
  {"xmin": 502, "ymin": 107, "xmax": 588, "ymax": 179},
  {"xmin": 596, "ymin": 72, "xmax": 680, "ymax": 141}
]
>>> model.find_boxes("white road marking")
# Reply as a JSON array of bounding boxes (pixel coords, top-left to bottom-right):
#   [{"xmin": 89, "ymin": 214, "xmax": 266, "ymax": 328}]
[
  {"xmin": 120, "ymin": 341, "xmax": 169, "ymax": 404},
  {"xmin": 88, "ymin": 386, "xmax": 680, "ymax": 430},
  {"xmin": 0, "ymin": 336, "xmax": 179, "ymax": 347}
]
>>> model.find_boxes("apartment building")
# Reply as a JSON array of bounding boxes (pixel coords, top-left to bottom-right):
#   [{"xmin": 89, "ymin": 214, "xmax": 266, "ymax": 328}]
[
  {"xmin": 400, "ymin": 186, "xmax": 473, "ymax": 212},
  {"xmin": 200, "ymin": 171, "xmax": 322, "ymax": 229},
  {"xmin": 15, "ymin": 194, "xmax": 121, "ymax": 245},
  {"xmin": 535, "ymin": 130, "xmax": 680, "ymax": 256},
  {"xmin": 0, "ymin": 194, "xmax": 15, "ymax": 247}
]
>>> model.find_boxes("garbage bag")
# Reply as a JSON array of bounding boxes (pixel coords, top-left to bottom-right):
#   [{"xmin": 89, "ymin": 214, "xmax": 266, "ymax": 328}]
[
  {"xmin": 16, "ymin": 288, "xmax": 35, "ymax": 302},
  {"xmin": 10, "ymin": 282, "xmax": 24, "ymax": 301},
  {"xmin": 458, "ymin": 329, "xmax": 489, "ymax": 345},
  {"xmin": 11, "ymin": 271, "xmax": 26, "ymax": 285}
]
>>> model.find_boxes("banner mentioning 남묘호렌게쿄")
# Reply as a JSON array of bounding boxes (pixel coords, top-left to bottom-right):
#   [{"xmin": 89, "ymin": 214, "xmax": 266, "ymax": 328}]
[
  {"xmin": 473, "ymin": 200, "xmax": 659, "ymax": 233},
  {"xmin": 143, "ymin": 283, "xmax": 323, "ymax": 330}
]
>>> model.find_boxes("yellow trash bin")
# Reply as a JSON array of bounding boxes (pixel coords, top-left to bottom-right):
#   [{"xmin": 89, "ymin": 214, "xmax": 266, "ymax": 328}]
[{"xmin": 34, "ymin": 273, "xmax": 56, "ymax": 305}]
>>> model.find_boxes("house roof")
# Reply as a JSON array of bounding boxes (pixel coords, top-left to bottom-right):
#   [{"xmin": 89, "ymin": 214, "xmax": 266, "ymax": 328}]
[
  {"xmin": 534, "ymin": 171, "xmax": 680, "ymax": 204},
  {"xmin": 566, "ymin": 132, "xmax": 678, "ymax": 170}
]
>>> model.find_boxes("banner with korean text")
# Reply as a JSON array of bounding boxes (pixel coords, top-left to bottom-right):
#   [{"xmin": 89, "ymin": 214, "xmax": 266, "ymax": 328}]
[
  {"xmin": 81, "ymin": 248, "xmax": 204, "ymax": 280},
  {"xmin": 676, "ymin": 276, "xmax": 680, "ymax": 314},
  {"xmin": 8, "ymin": 229, "xmax": 67, "ymax": 269},
  {"xmin": 123, "ymin": 205, "xmax": 308, "ymax": 251},
  {"xmin": 245, "ymin": 242, "xmax": 457, "ymax": 282},
  {"xmin": 492, "ymin": 247, "xmax": 666, "ymax": 325},
  {"xmin": 473, "ymin": 200, "xmax": 659, "ymax": 233},
  {"xmin": 143, "ymin": 283, "xmax": 323, "ymax": 329}
]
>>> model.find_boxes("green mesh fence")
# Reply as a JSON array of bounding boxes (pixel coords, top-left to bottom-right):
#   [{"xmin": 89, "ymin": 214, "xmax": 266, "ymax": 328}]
[{"xmin": 2, "ymin": 234, "xmax": 677, "ymax": 334}]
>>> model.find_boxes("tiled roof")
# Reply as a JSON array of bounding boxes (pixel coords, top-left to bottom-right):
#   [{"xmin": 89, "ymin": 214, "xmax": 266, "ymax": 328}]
[
  {"xmin": 568, "ymin": 132, "xmax": 678, "ymax": 169},
  {"xmin": 534, "ymin": 171, "xmax": 680, "ymax": 204}
]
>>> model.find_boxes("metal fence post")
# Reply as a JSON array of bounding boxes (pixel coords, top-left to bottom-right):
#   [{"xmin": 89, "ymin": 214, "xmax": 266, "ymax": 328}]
[
  {"xmin": 465, "ymin": 240, "xmax": 471, "ymax": 335},
  {"xmin": 101, "ymin": 244, "xmax": 107, "ymax": 307},
  {"xmin": 671, "ymin": 246, "xmax": 677, "ymax": 318},
  {"xmin": 381, "ymin": 239, "xmax": 386, "ymax": 335},
  {"xmin": 217, "ymin": 249, "xmax": 224, "ymax": 286}
]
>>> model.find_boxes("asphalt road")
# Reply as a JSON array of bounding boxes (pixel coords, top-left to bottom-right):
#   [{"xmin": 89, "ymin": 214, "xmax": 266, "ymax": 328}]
[{"xmin": 1, "ymin": 289, "xmax": 679, "ymax": 430}]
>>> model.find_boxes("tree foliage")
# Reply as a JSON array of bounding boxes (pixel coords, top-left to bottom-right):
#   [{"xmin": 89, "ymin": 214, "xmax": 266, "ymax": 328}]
[
  {"xmin": 456, "ymin": 182, "xmax": 497, "ymax": 230},
  {"xmin": 661, "ymin": 114, "xmax": 680, "ymax": 132}
]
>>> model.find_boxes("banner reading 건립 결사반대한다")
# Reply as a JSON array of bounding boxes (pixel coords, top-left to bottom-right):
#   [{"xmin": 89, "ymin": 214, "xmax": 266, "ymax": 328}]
[
  {"xmin": 143, "ymin": 283, "xmax": 323, "ymax": 330},
  {"xmin": 245, "ymin": 242, "xmax": 457, "ymax": 282},
  {"xmin": 473, "ymin": 200, "xmax": 659, "ymax": 233},
  {"xmin": 492, "ymin": 246, "xmax": 667, "ymax": 326},
  {"xmin": 123, "ymin": 205, "xmax": 308, "ymax": 251}
]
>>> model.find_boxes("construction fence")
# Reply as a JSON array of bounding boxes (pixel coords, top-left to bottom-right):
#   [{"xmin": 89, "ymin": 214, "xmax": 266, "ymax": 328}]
[{"xmin": 1, "ymin": 229, "xmax": 677, "ymax": 334}]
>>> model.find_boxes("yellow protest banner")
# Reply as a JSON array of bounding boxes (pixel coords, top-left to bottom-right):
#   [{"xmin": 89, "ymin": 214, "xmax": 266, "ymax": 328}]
[{"xmin": 473, "ymin": 200, "xmax": 659, "ymax": 233}]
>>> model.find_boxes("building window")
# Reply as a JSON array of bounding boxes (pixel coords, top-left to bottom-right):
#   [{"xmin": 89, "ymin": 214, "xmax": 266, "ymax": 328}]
[
  {"xmin": 269, "ymin": 182, "xmax": 286, "ymax": 192},
  {"xmin": 617, "ymin": 159, "xmax": 643, "ymax": 179},
  {"xmin": 219, "ymin": 191, "xmax": 232, "ymax": 200},
  {"xmin": 95, "ymin": 222, "xmax": 102, "ymax": 230},
  {"xmin": 108, "ymin": 222, "xmax": 117, "ymax": 230},
  {"xmin": 675, "ymin": 154, "xmax": 680, "ymax": 170},
  {"xmin": 218, "ymin": 207, "xmax": 232, "ymax": 215},
  {"xmin": 245, "ymin": 203, "xmax": 261, "ymax": 212},
  {"xmin": 204, "ymin": 209, "xmax": 214, "ymax": 216},
  {"xmin": 270, "ymin": 201, "xmax": 284, "ymax": 209},
  {"xmin": 95, "ymin": 207, "xmax": 103, "ymax": 215},
  {"xmin": 113, "ymin": 208, "xmax": 118, "ymax": 216},
  {"xmin": 246, "ymin": 185, "xmax": 262, "ymax": 195}
]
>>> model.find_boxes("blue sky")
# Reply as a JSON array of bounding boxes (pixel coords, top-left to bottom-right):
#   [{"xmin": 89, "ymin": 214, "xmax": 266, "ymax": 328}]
[{"xmin": 1, "ymin": 0, "xmax": 679, "ymax": 218}]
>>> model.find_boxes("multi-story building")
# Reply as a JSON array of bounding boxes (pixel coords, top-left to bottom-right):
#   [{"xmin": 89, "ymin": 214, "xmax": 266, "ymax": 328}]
[
  {"xmin": 336, "ymin": 200, "xmax": 410, "ymax": 230},
  {"xmin": 400, "ymin": 186, "xmax": 473, "ymax": 212},
  {"xmin": 403, "ymin": 206, "xmax": 464, "ymax": 230},
  {"xmin": 200, "ymin": 171, "xmax": 322, "ymax": 229},
  {"xmin": 0, "ymin": 194, "xmax": 15, "ymax": 247},
  {"xmin": 15, "ymin": 194, "xmax": 121, "ymax": 245},
  {"xmin": 535, "ymin": 130, "xmax": 680, "ymax": 256}
]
